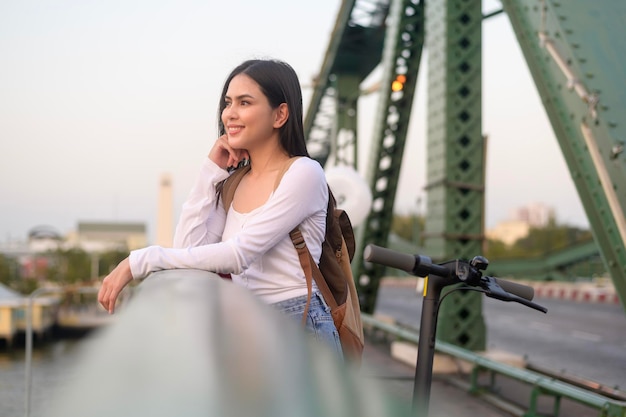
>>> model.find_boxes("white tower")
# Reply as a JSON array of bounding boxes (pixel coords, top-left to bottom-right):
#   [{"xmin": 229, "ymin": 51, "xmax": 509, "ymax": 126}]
[{"xmin": 156, "ymin": 173, "xmax": 173, "ymax": 247}]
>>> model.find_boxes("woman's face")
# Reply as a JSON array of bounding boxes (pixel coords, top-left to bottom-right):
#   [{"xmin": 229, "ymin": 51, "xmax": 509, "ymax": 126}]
[{"xmin": 222, "ymin": 74, "xmax": 281, "ymax": 151}]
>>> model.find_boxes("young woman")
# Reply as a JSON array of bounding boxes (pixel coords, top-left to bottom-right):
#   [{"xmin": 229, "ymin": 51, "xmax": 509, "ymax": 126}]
[{"xmin": 97, "ymin": 59, "xmax": 342, "ymax": 357}]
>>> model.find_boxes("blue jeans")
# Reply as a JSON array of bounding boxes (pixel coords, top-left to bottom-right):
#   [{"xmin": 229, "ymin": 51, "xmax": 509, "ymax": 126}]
[{"xmin": 272, "ymin": 292, "xmax": 343, "ymax": 361}]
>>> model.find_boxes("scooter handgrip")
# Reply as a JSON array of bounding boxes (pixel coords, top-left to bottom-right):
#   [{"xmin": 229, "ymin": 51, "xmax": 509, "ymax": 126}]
[
  {"xmin": 494, "ymin": 278, "xmax": 534, "ymax": 301},
  {"xmin": 363, "ymin": 244, "xmax": 416, "ymax": 274}
]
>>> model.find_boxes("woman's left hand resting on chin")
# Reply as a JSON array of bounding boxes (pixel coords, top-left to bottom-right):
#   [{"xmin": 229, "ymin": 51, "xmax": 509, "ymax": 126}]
[{"xmin": 98, "ymin": 257, "xmax": 133, "ymax": 314}]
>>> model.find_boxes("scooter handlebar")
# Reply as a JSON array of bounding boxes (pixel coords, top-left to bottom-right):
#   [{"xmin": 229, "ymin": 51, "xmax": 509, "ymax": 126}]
[
  {"xmin": 363, "ymin": 244, "xmax": 536, "ymax": 301},
  {"xmin": 363, "ymin": 244, "xmax": 451, "ymax": 277},
  {"xmin": 492, "ymin": 277, "xmax": 535, "ymax": 301},
  {"xmin": 363, "ymin": 244, "xmax": 415, "ymax": 273}
]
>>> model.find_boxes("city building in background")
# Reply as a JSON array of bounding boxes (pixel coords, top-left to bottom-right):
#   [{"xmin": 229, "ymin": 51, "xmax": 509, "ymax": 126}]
[
  {"xmin": 510, "ymin": 203, "xmax": 555, "ymax": 228},
  {"xmin": 0, "ymin": 222, "xmax": 147, "ymax": 282},
  {"xmin": 486, "ymin": 203, "xmax": 555, "ymax": 246},
  {"xmin": 65, "ymin": 222, "xmax": 147, "ymax": 253}
]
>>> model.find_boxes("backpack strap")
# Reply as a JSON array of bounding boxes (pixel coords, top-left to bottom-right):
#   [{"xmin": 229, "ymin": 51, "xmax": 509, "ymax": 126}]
[
  {"xmin": 290, "ymin": 228, "xmax": 315, "ymax": 326},
  {"xmin": 290, "ymin": 225, "xmax": 349, "ymax": 324},
  {"xmin": 221, "ymin": 157, "xmax": 301, "ymax": 211},
  {"xmin": 221, "ymin": 164, "xmax": 251, "ymax": 210}
]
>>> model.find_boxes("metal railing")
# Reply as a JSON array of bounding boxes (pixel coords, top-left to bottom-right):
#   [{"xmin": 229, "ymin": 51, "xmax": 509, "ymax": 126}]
[
  {"xmin": 23, "ymin": 286, "xmax": 101, "ymax": 417},
  {"xmin": 362, "ymin": 313, "xmax": 626, "ymax": 417}
]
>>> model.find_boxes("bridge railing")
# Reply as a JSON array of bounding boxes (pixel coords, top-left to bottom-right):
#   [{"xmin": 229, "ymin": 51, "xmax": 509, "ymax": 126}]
[
  {"xmin": 41, "ymin": 271, "xmax": 399, "ymax": 417},
  {"xmin": 362, "ymin": 314, "xmax": 626, "ymax": 417}
]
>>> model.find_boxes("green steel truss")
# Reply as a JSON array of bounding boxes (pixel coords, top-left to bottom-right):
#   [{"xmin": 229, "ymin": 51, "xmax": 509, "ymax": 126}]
[
  {"xmin": 500, "ymin": 0, "xmax": 626, "ymax": 310},
  {"xmin": 304, "ymin": 0, "xmax": 488, "ymax": 348},
  {"xmin": 303, "ymin": 0, "xmax": 426, "ymax": 314},
  {"xmin": 352, "ymin": 0, "xmax": 425, "ymax": 315},
  {"xmin": 303, "ymin": 0, "xmax": 388, "ymax": 168},
  {"xmin": 304, "ymin": 0, "xmax": 626, "ymax": 350},
  {"xmin": 420, "ymin": 0, "xmax": 486, "ymax": 350}
]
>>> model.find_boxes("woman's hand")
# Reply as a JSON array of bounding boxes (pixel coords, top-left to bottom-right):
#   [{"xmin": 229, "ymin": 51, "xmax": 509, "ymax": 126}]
[
  {"xmin": 98, "ymin": 257, "xmax": 133, "ymax": 314},
  {"xmin": 208, "ymin": 134, "xmax": 249, "ymax": 170}
]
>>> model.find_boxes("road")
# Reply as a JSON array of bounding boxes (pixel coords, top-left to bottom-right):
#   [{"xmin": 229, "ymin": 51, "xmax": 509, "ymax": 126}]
[{"xmin": 374, "ymin": 283, "xmax": 626, "ymax": 390}]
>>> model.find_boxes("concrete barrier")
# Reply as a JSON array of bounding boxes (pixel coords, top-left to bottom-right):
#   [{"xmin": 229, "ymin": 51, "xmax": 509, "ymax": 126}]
[
  {"xmin": 380, "ymin": 277, "xmax": 621, "ymax": 305},
  {"xmin": 46, "ymin": 270, "xmax": 397, "ymax": 417},
  {"xmin": 530, "ymin": 281, "xmax": 620, "ymax": 304}
]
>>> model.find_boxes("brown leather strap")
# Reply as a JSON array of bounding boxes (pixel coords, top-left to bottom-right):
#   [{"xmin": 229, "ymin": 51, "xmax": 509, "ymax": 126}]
[
  {"xmin": 221, "ymin": 164, "xmax": 251, "ymax": 210},
  {"xmin": 289, "ymin": 226, "xmax": 344, "ymax": 325},
  {"xmin": 290, "ymin": 228, "xmax": 312, "ymax": 326},
  {"xmin": 222, "ymin": 156, "xmax": 301, "ymax": 211},
  {"xmin": 309, "ymin": 253, "xmax": 338, "ymax": 309},
  {"xmin": 274, "ymin": 157, "xmax": 300, "ymax": 189}
]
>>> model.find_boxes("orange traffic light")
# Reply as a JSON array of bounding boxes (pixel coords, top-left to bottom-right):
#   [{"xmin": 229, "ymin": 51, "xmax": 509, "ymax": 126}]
[{"xmin": 391, "ymin": 74, "xmax": 407, "ymax": 92}]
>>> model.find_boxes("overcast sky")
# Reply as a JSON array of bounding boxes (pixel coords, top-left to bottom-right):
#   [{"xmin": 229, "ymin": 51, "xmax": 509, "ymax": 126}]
[{"xmin": 0, "ymin": 0, "xmax": 588, "ymax": 245}]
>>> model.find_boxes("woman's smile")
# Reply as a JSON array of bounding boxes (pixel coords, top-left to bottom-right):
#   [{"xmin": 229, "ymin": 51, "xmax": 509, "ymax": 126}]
[{"xmin": 227, "ymin": 125, "xmax": 244, "ymax": 135}]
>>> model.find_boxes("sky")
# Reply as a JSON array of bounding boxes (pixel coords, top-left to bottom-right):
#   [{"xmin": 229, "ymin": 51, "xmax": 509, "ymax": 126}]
[{"xmin": 0, "ymin": 0, "xmax": 588, "ymax": 245}]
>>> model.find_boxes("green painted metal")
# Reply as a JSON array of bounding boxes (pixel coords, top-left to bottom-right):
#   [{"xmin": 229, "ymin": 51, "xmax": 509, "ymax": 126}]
[
  {"xmin": 302, "ymin": 0, "xmax": 626, "ymax": 409},
  {"xmin": 488, "ymin": 238, "xmax": 605, "ymax": 281},
  {"xmin": 499, "ymin": 0, "xmax": 626, "ymax": 312},
  {"xmin": 308, "ymin": 0, "xmax": 625, "ymax": 354},
  {"xmin": 333, "ymin": 74, "xmax": 361, "ymax": 166},
  {"xmin": 351, "ymin": 0, "xmax": 425, "ymax": 314},
  {"xmin": 362, "ymin": 313, "xmax": 626, "ymax": 417},
  {"xmin": 303, "ymin": 0, "xmax": 353, "ymax": 167},
  {"xmin": 303, "ymin": 0, "xmax": 387, "ymax": 168},
  {"xmin": 421, "ymin": 0, "xmax": 486, "ymax": 350}
]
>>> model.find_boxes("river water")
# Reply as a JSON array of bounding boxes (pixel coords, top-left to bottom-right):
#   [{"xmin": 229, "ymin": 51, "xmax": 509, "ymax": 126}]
[{"xmin": 0, "ymin": 337, "xmax": 88, "ymax": 417}]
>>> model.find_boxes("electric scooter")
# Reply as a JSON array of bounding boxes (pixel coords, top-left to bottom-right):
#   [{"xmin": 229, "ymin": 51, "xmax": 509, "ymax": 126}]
[{"xmin": 363, "ymin": 244, "xmax": 548, "ymax": 417}]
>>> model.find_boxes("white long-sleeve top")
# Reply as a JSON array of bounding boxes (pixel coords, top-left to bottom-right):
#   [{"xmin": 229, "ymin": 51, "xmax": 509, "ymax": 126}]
[{"xmin": 129, "ymin": 157, "xmax": 328, "ymax": 304}]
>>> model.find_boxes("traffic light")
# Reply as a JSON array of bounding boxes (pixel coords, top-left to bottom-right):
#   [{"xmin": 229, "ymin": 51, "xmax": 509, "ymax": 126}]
[{"xmin": 391, "ymin": 74, "xmax": 406, "ymax": 92}]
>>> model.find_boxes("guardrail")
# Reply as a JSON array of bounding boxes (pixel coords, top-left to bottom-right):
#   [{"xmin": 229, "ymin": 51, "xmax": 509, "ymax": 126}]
[
  {"xmin": 42, "ymin": 272, "xmax": 398, "ymax": 417},
  {"xmin": 24, "ymin": 287, "xmax": 64, "ymax": 417},
  {"xmin": 361, "ymin": 313, "xmax": 626, "ymax": 417},
  {"xmin": 23, "ymin": 286, "xmax": 104, "ymax": 417}
]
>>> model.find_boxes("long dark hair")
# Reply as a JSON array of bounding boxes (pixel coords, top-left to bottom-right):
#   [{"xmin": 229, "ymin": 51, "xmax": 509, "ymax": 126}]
[{"xmin": 218, "ymin": 59, "xmax": 309, "ymax": 157}]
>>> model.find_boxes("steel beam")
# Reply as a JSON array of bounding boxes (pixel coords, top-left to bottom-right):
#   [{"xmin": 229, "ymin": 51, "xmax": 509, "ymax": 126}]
[{"xmin": 500, "ymin": 0, "xmax": 626, "ymax": 311}]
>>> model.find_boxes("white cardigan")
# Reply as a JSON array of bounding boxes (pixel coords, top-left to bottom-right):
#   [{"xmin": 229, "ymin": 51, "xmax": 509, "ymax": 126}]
[{"xmin": 129, "ymin": 157, "xmax": 328, "ymax": 304}]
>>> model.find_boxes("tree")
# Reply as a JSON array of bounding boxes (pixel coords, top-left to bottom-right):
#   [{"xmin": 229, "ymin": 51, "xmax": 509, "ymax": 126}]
[
  {"xmin": 47, "ymin": 248, "xmax": 92, "ymax": 284},
  {"xmin": 0, "ymin": 253, "xmax": 16, "ymax": 287},
  {"xmin": 485, "ymin": 219, "xmax": 593, "ymax": 260},
  {"xmin": 391, "ymin": 213, "xmax": 424, "ymax": 244},
  {"xmin": 99, "ymin": 250, "xmax": 128, "ymax": 276}
]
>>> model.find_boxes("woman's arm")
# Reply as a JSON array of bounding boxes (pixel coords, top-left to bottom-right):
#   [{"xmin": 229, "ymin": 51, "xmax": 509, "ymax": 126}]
[
  {"xmin": 98, "ymin": 257, "xmax": 132, "ymax": 314},
  {"xmin": 173, "ymin": 158, "xmax": 229, "ymax": 248},
  {"xmin": 129, "ymin": 158, "xmax": 328, "ymax": 278},
  {"xmin": 99, "ymin": 136, "xmax": 249, "ymax": 313},
  {"xmin": 173, "ymin": 135, "xmax": 249, "ymax": 248}
]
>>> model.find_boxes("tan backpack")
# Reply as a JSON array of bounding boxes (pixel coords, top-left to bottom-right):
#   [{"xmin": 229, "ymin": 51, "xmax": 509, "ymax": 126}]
[{"xmin": 221, "ymin": 158, "xmax": 365, "ymax": 362}]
